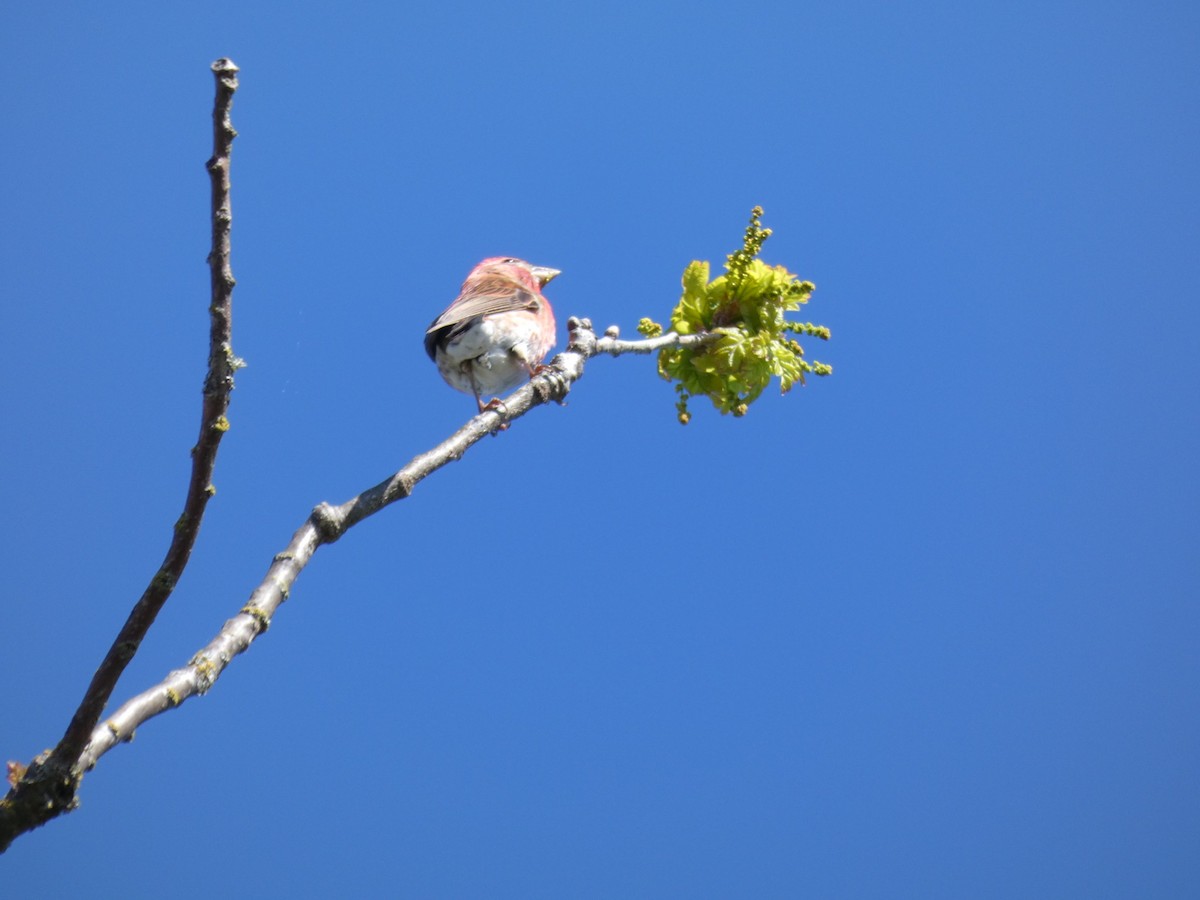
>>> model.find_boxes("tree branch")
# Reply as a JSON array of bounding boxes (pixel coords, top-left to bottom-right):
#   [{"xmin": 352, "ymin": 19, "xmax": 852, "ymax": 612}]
[
  {"xmin": 594, "ymin": 324, "xmax": 717, "ymax": 357},
  {"xmin": 75, "ymin": 319, "xmax": 709, "ymax": 770},
  {"xmin": 0, "ymin": 58, "xmax": 240, "ymax": 851},
  {"xmin": 0, "ymin": 52, "xmax": 720, "ymax": 852}
]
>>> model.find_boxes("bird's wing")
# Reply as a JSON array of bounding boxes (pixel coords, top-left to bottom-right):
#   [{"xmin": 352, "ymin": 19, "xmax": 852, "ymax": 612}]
[{"xmin": 424, "ymin": 271, "xmax": 543, "ymax": 359}]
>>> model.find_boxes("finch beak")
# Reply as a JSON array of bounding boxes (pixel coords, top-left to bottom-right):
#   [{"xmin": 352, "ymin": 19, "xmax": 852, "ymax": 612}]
[{"xmin": 529, "ymin": 265, "xmax": 562, "ymax": 287}]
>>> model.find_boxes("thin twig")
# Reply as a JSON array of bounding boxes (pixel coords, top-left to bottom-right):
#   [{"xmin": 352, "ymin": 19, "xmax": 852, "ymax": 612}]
[
  {"xmin": 0, "ymin": 58, "xmax": 241, "ymax": 852},
  {"xmin": 595, "ymin": 324, "xmax": 716, "ymax": 356}
]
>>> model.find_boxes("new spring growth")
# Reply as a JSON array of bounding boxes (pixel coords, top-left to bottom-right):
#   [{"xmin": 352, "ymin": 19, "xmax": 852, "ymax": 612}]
[{"xmin": 648, "ymin": 207, "xmax": 832, "ymax": 423}]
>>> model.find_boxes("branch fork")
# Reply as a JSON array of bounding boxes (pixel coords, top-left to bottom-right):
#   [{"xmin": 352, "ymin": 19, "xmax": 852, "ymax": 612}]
[{"xmin": 0, "ymin": 59, "xmax": 716, "ymax": 853}]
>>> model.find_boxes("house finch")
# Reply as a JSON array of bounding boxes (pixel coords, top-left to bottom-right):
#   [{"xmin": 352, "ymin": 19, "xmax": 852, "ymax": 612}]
[{"xmin": 425, "ymin": 257, "xmax": 560, "ymax": 412}]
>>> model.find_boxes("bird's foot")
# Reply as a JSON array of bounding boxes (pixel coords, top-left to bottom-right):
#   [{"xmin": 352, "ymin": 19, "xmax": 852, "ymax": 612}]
[{"xmin": 479, "ymin": 397, "xmax": 511, "ymax": 432}]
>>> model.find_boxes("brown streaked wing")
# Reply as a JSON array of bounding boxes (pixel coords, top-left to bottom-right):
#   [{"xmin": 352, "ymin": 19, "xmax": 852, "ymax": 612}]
[
  {"xmin": 424, "ymin": 272, "xmax": 542, "ymax": 360},
  {"xmin": 428, "ymin": 273, "xmax": 542, "ymax": 330}
]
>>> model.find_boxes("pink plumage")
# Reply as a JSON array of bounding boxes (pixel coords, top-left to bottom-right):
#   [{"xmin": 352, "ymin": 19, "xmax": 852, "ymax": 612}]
[{"xmin": 425, "ymin": 257, "xmax": 560, "ymax": 411}]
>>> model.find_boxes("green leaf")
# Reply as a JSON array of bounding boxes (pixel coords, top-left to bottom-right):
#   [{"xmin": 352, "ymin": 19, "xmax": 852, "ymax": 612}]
[{"xmin": 654, "ymin": 208, "xmax": 832, "ymax": 421}]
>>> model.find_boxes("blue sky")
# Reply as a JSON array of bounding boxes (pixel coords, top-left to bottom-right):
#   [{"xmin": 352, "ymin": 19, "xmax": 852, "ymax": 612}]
[{"xmin": 3, "ymin": 2, "xmax": 1198, "ymax": 897}]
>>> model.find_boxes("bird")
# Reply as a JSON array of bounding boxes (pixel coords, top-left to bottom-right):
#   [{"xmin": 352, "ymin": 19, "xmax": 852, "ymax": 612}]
[{"xmin": 424, "ymin": 256, "xmax": 560, "ymax": 412}]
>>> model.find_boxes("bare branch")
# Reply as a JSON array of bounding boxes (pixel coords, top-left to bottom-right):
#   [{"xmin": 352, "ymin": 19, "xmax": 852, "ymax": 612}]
[
  {"xmin": 0, "ymin": 57, "xmax": 241, "ymax": 852},
  {"xmin": 75, "ymin": 318, "xmax": 711, "ymax": 769},
  {"xmin": 57, "ymin": 56, "xmax": 241, "ymax": 763},
  {"xmin": 594, "ymin": 324, "xmax": 718, "ymax": 356}
]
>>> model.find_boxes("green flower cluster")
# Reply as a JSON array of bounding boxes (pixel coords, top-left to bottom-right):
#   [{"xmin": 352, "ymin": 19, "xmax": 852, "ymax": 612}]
[{"xmin": 649, "ymin": 207, "xmax": 832, "ymax": 423}]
